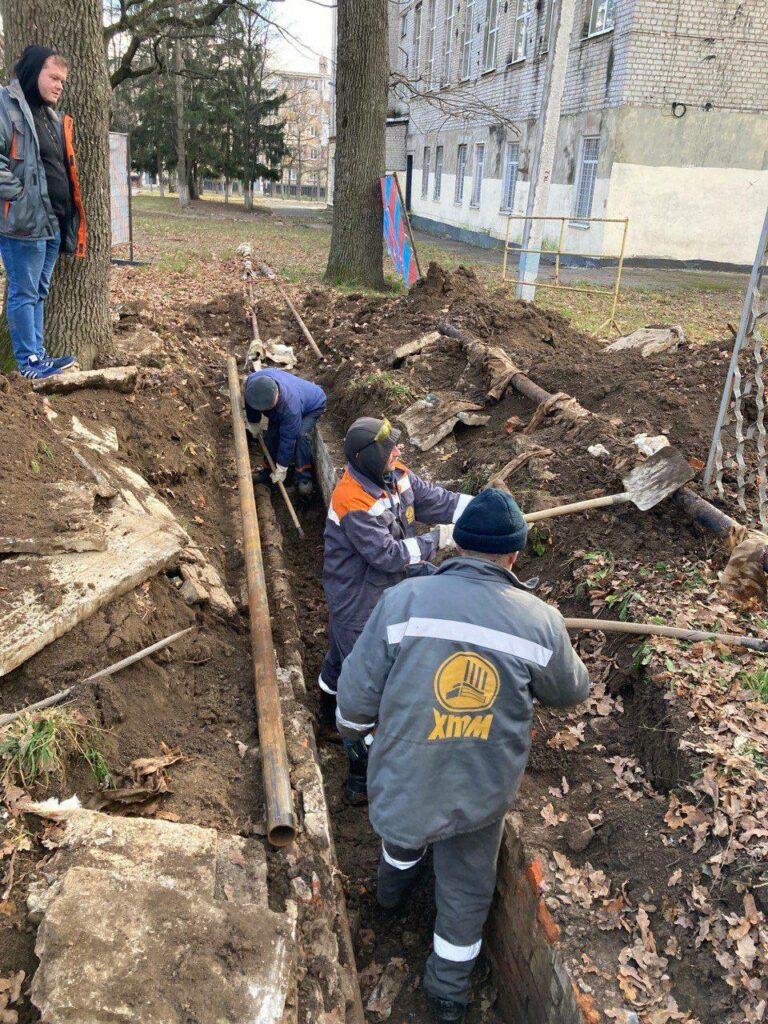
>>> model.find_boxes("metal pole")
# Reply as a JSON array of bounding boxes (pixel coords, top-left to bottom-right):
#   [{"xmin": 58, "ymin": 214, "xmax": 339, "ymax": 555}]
[
  {"xmin": 703, "ymin": 206, "xmax": 768, "ymax": 491},
  {"xmin": 609, "ymin": 218, "xmax": 629, "ymax": 331},
  {"xmin": 502, "ymin": 214, "xmax": 511, "ymax": 281},
  {"xmin": 227, "ymin": 356, "xmax": 297, "ymax": 848},
  {"xmin": 554, "ymin": 217, "xmax": 566, "ymax": 288}
]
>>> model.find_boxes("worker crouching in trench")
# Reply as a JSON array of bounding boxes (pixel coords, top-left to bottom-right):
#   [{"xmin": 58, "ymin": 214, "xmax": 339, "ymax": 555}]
[{"xmin": 336, "ymin": 490, "xmax": 591, "ymax": 1024}]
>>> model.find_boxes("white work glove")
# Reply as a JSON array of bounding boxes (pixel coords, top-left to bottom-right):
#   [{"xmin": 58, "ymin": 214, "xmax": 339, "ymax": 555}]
[
  {"xmin": 437, "ymin": 523, "xmax": 455, "ymax": 550},
  {"xmin": 245, "ymin": 418, "xmax": 264, "ymax": 439},
  {"xmin": 270, "ymin": 464, "xmax": 288, "ymax": 485}
]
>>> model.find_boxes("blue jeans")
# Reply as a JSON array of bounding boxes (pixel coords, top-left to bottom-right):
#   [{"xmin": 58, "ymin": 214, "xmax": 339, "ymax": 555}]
[
  {"xmin": 0, "ymin": 232, "xmax": 60, "ymax": 366},
  {"xmin": 263, "ymin": 407, "xmax": 325, "ymax": 481}
]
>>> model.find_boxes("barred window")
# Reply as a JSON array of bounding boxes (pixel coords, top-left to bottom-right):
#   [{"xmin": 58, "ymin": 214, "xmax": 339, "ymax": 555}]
[
  {"xmin": 455, "ymin": 144, "xmax": 468, "ymax": 202},
  {"xmin": 470, "ymin": 143, "xmax": 485, "ymax": 207},
  {"xmin": 501, "ymin": 142, "xmax": 519, "ymax": 212},
  {"xmin": 422, "ymin": 146, "xmax": 431, "ymax": 198},
  {"xmin": 573, "ymin": 136, "xmax": 599, "ymax": 220},
  {"xmin": 434, "ymin": 145, "xmax": 444, "ymax": 199}
]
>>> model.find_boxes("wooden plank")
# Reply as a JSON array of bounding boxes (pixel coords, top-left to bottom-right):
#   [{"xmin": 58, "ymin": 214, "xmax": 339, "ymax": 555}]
[
  {"xmin": 32, "ymin": 366, "xmax": 138, "ymax": 395},
  {"xmin": 0, "ymin": 505, "xmax": 184, "ymax": 678}
]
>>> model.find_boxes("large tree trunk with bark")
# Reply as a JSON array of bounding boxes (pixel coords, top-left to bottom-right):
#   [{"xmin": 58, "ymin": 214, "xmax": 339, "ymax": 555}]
[
  {"xmin": 324, "ymin": 0, "xmax": 387, "ymax": 289},
  {"xmin": 1, "ymin": 0, "xmax": 114, "ymax": 368}
]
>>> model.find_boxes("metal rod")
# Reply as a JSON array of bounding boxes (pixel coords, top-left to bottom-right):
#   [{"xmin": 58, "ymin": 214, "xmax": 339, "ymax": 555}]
[
  {"xmin": 564, "ymin": 617, "xmax": 768, "ymax": 654},
  {"xmin": 0, "ymin": 626, "xmax": 197, "ymax": 729},
  {"xmin": 227, "ymin": 355, "xmax": 296, "ymax": 848},
  {"xmin": 506, "ymin": 215, "xmax": 629, "ymax": 225},
  {"xmin": 502, "ymin": 213, "xmax": 512, "ymax": 281},
  {"xmin": 257, "ymin": 261, "xmax": 323, "ymax": 360},
  {"xmin": 502, "ymin": 280, "xmax": 616, "ymax": 297},
  {"xmin": 610, "ymin": 218, "xmax": 629, "ymax": 331},
  {"xmin": 554, "ymin": 218, "xmax": 566, "ymax": 288},
  {"xmin": 257, "ymin": 434, "xmax": 305, "ymax": 540},
  {"xmin": 505, "ymin": 246, "xmax": 626, "ymax": 260}
]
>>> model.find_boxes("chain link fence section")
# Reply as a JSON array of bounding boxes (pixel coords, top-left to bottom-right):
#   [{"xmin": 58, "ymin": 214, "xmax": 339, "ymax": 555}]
[{"xmin": 704, "ymin": 208, "xmax": 768, "ymax": 529}]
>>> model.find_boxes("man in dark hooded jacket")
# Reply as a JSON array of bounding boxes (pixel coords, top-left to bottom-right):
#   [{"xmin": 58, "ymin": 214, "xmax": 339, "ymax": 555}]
[
  {"xmin": 0, "ymin": 46, "xmax": 85, "ymax": 379},
  {"xmin": 320, "ymin": 416, "xmax": 471, "ymax": 800}
]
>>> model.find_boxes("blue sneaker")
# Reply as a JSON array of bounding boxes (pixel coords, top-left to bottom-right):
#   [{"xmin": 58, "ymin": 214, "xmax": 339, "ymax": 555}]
[
  {"xmin": 40, "ymin": 350, "xmax": 76, "ymax": 370},
  {"xmin": 19, "ymin": 355, "xmax": 61, "ymax": 380}
]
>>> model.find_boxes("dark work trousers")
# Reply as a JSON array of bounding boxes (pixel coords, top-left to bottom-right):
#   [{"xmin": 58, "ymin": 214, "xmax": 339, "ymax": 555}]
[
  {"xmin": 318, "ymin": 614, "xmax": 362, "ymax": 696},
  {"xmin": 263, "ymin": 407, "xmax": 324, "ymax": 482},
  {"xmin": 377, "ymin": 817, "xmax": 506, "ymax": 1005}
]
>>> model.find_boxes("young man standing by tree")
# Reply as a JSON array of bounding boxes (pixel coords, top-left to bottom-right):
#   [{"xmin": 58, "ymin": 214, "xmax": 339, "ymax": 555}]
[{"xmin": 0, "ymin": 46, "xmax": 84, "ymax": 379}]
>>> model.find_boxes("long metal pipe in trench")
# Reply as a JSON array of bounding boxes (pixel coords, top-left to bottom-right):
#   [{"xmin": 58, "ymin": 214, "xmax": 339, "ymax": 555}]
[{"xmin": 227, "ymin": 355, "xmax": 297, "ymax": 847}]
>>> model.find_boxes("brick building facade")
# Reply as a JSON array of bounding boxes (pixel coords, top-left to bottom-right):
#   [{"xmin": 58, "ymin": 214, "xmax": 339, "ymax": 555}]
[{"xmin": 372, "ymin": 0, "xmax": 768, "ymax": 266}]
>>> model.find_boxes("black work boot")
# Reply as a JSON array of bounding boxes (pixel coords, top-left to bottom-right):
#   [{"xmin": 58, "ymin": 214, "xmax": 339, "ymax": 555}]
[
  {"xmin": 344, "ymin": 738, "xmax": 369, "ymax": 805},
  {"xmin": 318, "ymin": 692, "xmax": 342, "ymax": 744},
  {"xmin": 425, "ymin": 994, "xmax": 466, "ymax": 1024}
]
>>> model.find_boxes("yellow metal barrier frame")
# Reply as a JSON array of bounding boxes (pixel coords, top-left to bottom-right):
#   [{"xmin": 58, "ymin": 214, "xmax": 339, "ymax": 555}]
[{"xmin": 501, "ymin": 214, "xmax": 629, "ymax": 335}]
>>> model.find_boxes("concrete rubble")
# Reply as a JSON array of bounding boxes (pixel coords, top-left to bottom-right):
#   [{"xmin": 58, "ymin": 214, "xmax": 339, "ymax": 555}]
[{"xmin": 26, "ymin": 807, "xmax": 297, "ymax": 1024}]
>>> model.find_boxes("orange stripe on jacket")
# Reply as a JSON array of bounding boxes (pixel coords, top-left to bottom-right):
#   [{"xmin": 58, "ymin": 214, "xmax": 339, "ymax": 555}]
[
  {"xmin": 331, "ymin": 470, "xmax": 383, "ymax": 522},
  {"xmin": 62, "ymin": 115, "xmax": 86, "ymax": 258}
]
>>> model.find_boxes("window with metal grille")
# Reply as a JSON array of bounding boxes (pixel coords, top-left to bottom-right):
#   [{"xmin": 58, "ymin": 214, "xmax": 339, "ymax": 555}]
[
  {"xmin": 573, "ymin": 136, "xmax": 599, "ymax": 220},
  {"xmin": 511, "ymin": 0, "xmax": 529, "ymax": 61},
  {"xmin": 483, "ymin": 0, "xmax": 500, "ymax": 70},
  {"xmin": 425, "ymin": 0, "xmax": 438, "ymax": 88},
  {"xmin": 442, "ymin": 0, "xmax": 455, "ymax": 84},
  {"xmin": 501, "ymin": 142, "xmax": 519, "ymax": 211},
  {"xmin": 422, "ymin": 146, "xmax": 431, "ymax": 198},
  {"xmin": 455, "ymin": 144, "xmax": 468, "ymax": 202},
  {"xmin": 588, "ymin": 0, "xmax": 615, "ymax": 35},
  {"xmin": 413, "ymin": 3, "xmax": 423, "ymax": 76},
  {"xmin": 434, "ymin": 145, "xmax": 444, "ymax": 199},
  {"xmin": 470, "ymin": 143, "xmax": 485, "ymax": 207},
  {"xmin": 461, "ymin": 0, "xmax": 475, "ymax": 79}
]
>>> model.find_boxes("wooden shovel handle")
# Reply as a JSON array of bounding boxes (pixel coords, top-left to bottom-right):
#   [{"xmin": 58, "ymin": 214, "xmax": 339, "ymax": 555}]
[
  {"xmin": 525, "ymin": 493, "xmax": 629, "ymax": 523},
  {"xmin": 564, "ymin": 617, "xmax": 768, "ymax": 654},
  {"xmin": 257, "ymin": 435, "xmax": 305, "ymax": 540}
]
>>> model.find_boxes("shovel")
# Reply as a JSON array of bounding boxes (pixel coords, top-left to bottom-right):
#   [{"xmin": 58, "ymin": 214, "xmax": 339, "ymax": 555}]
[
  {"xmin": 524, "ymin": 446, "xmax": 696, "ymax": 524},
  {"xmin": 564, "ymin": 617, "xmax": 768, "ymax": 654}
]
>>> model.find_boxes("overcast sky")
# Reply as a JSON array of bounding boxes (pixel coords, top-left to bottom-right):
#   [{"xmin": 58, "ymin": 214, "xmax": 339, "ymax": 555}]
[{"xmin": 271, "ymin": 0, "xmax": 334, "ymax": 75}]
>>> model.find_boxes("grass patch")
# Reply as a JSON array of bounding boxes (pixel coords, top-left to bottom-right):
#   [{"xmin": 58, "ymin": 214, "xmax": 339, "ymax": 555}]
[
  {"xmin": 741, "ymin": 666, "xmax": 768, "ymax": 703},
  {"xmin": 0, "ymin": 708, "xmax": 112, "ymax": 789},
  {"xmin": 345, "ymin": 371, "xmax": 415, "ymax": 411}
]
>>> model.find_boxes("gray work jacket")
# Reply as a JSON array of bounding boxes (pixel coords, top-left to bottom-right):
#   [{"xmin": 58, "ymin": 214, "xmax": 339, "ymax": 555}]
[{"xmin": 336, "ymin": 557, "xmax": 590, "ymax": 848}]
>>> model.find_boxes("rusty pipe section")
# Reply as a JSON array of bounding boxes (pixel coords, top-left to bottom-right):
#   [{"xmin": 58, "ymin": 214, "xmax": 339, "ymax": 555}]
[
  {"xmin": 227, "ymin": 356, "xmax": 297, "ymax": 847},
  {"xmin": 438, "ymin": 320, "xmax": 766, "ymax": 562}
]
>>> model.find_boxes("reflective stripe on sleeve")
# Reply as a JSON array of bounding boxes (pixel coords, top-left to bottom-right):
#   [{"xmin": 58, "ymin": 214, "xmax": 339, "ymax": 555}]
[
  {"xmin": 317, "ymin": 674, "xmax": 337, "ymax": 696},
  {"xmin": 327, "ymin": 506, "xmax": 341, "ymax": 525},
  {"xmin": 367, "ymin": 499, "xmax": 388, "ymax": 517},
  {"xmin": 382, "ymin": 842, "xmax": 426, "ymax": 871},
  {"xmin": 335, "ymin": 708, "xmax": 376, "ymax": 733},
  {"xmin": 452, "ymin": 493, "xmax": 473, "ymax": 523},
  {"xmin": 383, "ymin": 617, "xmax": 552, "ymax": 667},
  {"xmin": 404, "ymin": 537, "xmax": 422, "ymax": 564},
  {"xmin": 397, "ymin": 473, "xmax": 411, "ymax": 493},
  {"xmin": 433, "ymin": 933, "xmax": 482, "ymax": 962}
]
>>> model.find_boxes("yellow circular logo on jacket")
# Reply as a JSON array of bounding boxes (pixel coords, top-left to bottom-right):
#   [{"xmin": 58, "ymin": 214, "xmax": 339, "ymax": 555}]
[
  {"xmin": 405, "ymin": 504, "xmax": 415, "ymax": 524},
  {"xmin": 434, "ymin": 652, "xmax": 500, "ymax": 712}
]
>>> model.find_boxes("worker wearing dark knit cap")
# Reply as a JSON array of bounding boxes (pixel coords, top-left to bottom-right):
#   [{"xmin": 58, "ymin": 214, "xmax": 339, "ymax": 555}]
[
  {"xmin": 0, "ymin": 45, "xmax": 85, "ymax": 379},
  {"xmin": 243, "ymin": 368, "xmax": 326, "ymax": 497},
  {"xmin": 321, "ymin": 415, "xmax": 472, "ymax": 802},
  {"xmin": 335, "ymin": 489, "xmax": 590, "ymax": 1024}
]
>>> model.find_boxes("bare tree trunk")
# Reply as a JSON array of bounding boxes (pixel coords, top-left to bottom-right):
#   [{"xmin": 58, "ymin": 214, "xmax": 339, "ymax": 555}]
[
  {"xmin": 242, "ymin": 180, "xmax": 253, "ymax": 211},
  {"xmin": 174, "ymin": 40, "xmax": 190, "ymax": 208},
  {"xmin": 324, "ymin": 0, "xmax": 387, "ymax": 289},
  {"xmin": 158, "ymin": 158, "xmax": 165, "ymax": 197},
  {"xmin": 1, "ymin": 0, "xmax": 114, "ymax": 368}
]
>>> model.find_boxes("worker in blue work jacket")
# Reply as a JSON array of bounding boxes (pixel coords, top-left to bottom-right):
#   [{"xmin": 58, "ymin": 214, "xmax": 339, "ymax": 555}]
[
  {"xmin": 335, "ymin": 489, "xmax": 590, "ymax": 1024},
  {"xmin": 320, "ymin": 415, "xmax": 472, "ymax": 802},
  {"xmin": 244, "ymin": 368, "xmax": 326, "ymax": 497}
]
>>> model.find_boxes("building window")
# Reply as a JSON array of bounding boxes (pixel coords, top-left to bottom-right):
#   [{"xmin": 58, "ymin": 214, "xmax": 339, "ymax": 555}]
[
  {"xmin": 539, "ymin": 0, "xmax": 556, "ymax": 54},
  {"xmin": 422, "ymin": 146, "xmax": 431, "ymax": 198},
  {"xmin": 588, "ymin": 0, "xmax": 615, "ymax": 35},
  {"xmin": 501, "ymin": 141, "xmax": 519, "ymax": 211},
  {"xmin": 442, "ymin": 0, "xmax": 455, "ymax": 85},
  {"xmin": 434, "ymin": 145, "xmax": 444, "ymax": 199},
  {"xmin": 511, "ymin": 0, "xmax": 529, "ymax": 62},
  {"xmin": 425, "ymin": 0, "xmax": 438, "ymax": 88},
  {"xmin": 470, "ymin": 143, "xmax": 484, "ymax": 207},
  {"xmin": 573, "ymin": 136, "xmax": 599, "ymax": 220},
  {"xmin": 455, "ymin": 143, "xmax": 468, "ymax": 202},
  {"xmin": 400, "ymin": 12, "xmax": 410, "ymax": 71},
  {"xmin": 310, "ymin": 147, "xmax": 319, "ymax": 159},
  {"xmin": 483, "ymin": 0, "xmax": 500, "ymax": 71},
  {"xmin": 413, "ymin": 3, "xmax": 423, "ymax": 77},
  {"xmin": 401, "ymin": 12, "xmax": 408, "ymax": 37},
  {"xmin": 461, "ymin": 0, "xmax": 475, "ymax": 79}
]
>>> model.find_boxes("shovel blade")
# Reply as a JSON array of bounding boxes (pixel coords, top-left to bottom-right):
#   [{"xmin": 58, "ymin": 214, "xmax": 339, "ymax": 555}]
[{"xmin": 623, "ymin": 446, "xmax": 696, "ymax": 511}]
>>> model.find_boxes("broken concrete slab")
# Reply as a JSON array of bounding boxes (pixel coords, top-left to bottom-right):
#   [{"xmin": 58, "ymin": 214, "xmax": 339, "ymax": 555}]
[
  {"xmin": 32, "ymin": 366, "xmax": 139, "ymax": 394},
  {"xmin": 398, "ymin": 392, "xmax": 489, "ymax": 451},
  {"xmin": 0, "ymin": 482, "xmax": 106, "ymax": 555},
  {"xmin": 391, "ymin": 330, "xmax": 442, "ymax": 365},
  {"xmin": 605, "ymin": 326, "xmax": 684, "ymax": 358},
  {"xmin": 0, "ymin": 503, "xmax": 184, "ymax": 677},
  {"xmin": 31, "ymin": 866, "xmax": 293, "ymax": 1024}
]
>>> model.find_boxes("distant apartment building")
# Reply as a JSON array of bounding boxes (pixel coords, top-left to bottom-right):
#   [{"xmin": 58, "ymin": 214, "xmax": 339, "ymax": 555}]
[
  {"xmin": 267, "ymin": 59, "xmax": 331, "ymax": 200},
  {"xmin": 336, "ymin": 0, "xmax": 768, "ymax": 266}
]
